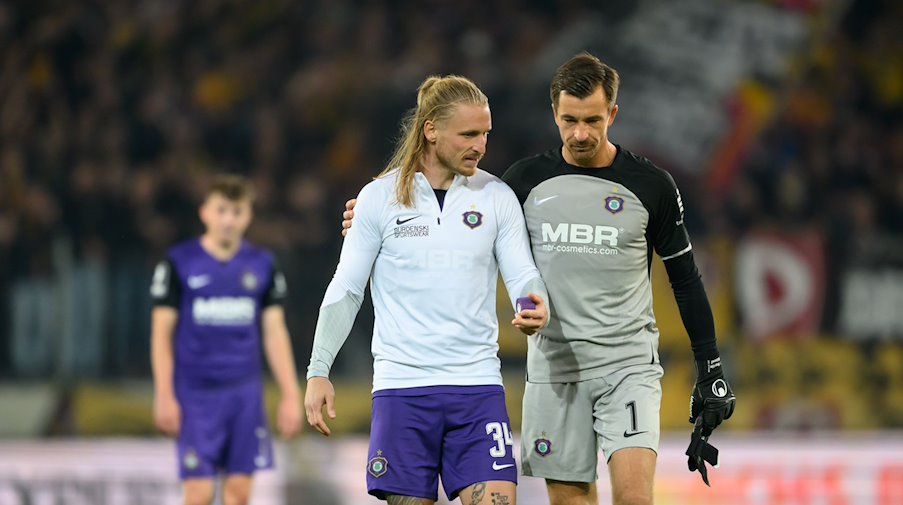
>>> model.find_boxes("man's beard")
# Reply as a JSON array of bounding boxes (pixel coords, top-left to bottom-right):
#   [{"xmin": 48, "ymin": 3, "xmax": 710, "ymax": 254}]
[
  {"xmin": 438, "ymin": 149, "xmax": 479, "ymax": 175},
  {"xmin": 567, "ymin": 141, "xmax": 598, "ymax": 162}
]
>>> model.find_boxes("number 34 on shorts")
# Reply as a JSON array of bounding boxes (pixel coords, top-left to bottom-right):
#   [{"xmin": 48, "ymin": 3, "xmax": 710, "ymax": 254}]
[{"xmin": 486, "ymin": 421, "xmax": 515, "ymax": 469}]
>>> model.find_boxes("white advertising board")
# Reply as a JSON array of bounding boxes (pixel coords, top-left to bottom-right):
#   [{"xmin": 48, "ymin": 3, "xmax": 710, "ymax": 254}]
[{"xmin": 1, "ymin": 434, "xmax": 901, "ymax": 505}]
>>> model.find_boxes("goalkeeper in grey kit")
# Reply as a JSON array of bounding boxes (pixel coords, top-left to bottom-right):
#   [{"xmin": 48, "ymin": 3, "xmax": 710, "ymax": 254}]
[{"xmin": 499, "ymin": 53, "xmax": 735, "ymax": 504}]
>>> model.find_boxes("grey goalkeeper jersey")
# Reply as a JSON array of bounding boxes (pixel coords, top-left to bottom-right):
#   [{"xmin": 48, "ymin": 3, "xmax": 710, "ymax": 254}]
[{"xmin": 503, "ymin": 146, "xmax": 691, "ymax": 382}]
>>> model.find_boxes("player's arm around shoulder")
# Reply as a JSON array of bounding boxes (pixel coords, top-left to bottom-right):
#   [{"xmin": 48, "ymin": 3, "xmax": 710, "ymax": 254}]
[
  {"xmin": 261, "ymin": 305, "xmax": 302, "ymax": 439},
  {"xmin": 330, "ymin": 180, "xmax": 386, "ymax": 293},
  {"xmin": 340, "ymin": 176, "xmax": 396, "ymax": 236},
  {"xmin": 342, "ymin": 179, "xmax": 385, "ymax": 240}
]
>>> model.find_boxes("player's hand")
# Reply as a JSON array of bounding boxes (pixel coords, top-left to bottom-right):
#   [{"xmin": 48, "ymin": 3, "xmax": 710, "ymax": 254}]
[
  {"xmin": 304, "ymin": 377, "xmax": 337, "ymax": 437},
  {"xmin": 512, "ymin": 293, "xmax": 549, "ymax": 336},
  {"xmin": 686, "ymin": 357, "xmax": 735, "ymax": 485},
  {"xmin": 341, "ymin": 199, "xmax": 356, "ymax": 237},
  {"xmin": 153, "ymin": 393, "xmax": 181, "ymax": 437},
  {"xmin": 277, "ymin": 392, "xmax": 303, "ymax": 439},
  {"xmin": 689, "ymin": 357, "xmax": 735, "ymax": 435}
]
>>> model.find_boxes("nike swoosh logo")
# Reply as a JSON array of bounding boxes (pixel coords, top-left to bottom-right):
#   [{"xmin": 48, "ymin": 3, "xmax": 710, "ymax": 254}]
[
  {"xmin": 623, "ymin": 430, "xmax": 648, "ymax": 438},
  {"xmin": 492, "ymin": 462, "xmax": 515, "ymax": 471},
  {"xmin": 533, "ymin": 195, "xmax": 558, "ymax": 206},
  {"xmin": 186, "ymin": 275, "xmax": 211, "ymax": 289},
  {"xmin": 396, "ymin": 215, "xmax": 420, "ymax": 225}
]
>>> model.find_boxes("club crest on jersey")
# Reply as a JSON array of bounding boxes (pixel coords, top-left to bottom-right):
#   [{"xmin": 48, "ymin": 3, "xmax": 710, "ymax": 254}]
[
  {"xmin": 462, "ymin": 210, "xmax": 483, "ymax": 229},
  {"xmin": 183, "ymin": 448, "xmax": 200, "ymax": 470},
  {"xmin": 604, "ymin": 196, "xmax": 624, "ymax": 214},
  {"xmin": 534, "ymin": 436, "xmax": 552, "ymax": 457},
  {"xmin": 242, "ymin": 272, "xmax": 258, "ymax": 291},
  {"xmin": 368, "ymin": 450, "xmax": 388, "ymax": 478}
]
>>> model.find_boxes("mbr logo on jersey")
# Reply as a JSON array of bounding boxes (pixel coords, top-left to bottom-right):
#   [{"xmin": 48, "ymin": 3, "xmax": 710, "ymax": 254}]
[
  {"xmin": 193, "ymin": 296, "xmax": 255, "ymax": 325},
  {"xmin": 540, "ymin": 223, "xmax": 620, "ymax": 255},
  {"xmin": 402, "ymin": 249, "xmax": 486, "ymax": 270},
  {"xmin": 541, "ymin": 223, "xmax": 619, "ymax": 246}
]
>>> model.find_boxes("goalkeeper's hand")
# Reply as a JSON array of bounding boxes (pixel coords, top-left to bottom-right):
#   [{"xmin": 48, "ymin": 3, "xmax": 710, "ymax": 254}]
[
  {"xmin": 689, "ymin": 357, "xmax": 735, "ymax": 435},
  {"xmin": 686, "ymin": 356, "xmax": 735, "ymax": 485}
]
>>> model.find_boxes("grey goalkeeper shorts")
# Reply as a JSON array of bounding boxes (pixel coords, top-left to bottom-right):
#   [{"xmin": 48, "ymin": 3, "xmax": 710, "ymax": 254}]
[{"xmin": 520, "ymin": 363, "xmax": 663, "ymax": 483}]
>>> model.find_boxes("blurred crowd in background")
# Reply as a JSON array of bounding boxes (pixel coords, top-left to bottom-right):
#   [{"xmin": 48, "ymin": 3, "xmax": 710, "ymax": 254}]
[{"xmin": 1, "ymin": 0, "xmax": 902, "ymax": 435}]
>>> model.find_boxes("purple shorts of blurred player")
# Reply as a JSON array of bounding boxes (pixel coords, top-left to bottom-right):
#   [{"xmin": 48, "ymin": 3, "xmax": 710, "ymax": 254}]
[
  {"xmin": 175, "ymin": 379, "xmax": 273, "ymax": 479},
  {"xmin": 366, "ymin": 385, "xmax": 517, "ymax": 501}
]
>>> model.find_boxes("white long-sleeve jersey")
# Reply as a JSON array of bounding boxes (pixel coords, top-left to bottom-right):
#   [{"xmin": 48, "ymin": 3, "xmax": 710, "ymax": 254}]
[{"xmin": 308, "ymin": 168, "xmax": 544, "ymax": 392}]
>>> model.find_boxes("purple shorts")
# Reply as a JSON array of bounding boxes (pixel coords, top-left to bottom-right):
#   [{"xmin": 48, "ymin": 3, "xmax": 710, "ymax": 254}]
[
  {"xmin": 175, "ymin": 379, "xmax": 273, "ymax": 479},
  {"xmin": 366, "ymin": 385, "xmax": 517, "ymax": 501}
]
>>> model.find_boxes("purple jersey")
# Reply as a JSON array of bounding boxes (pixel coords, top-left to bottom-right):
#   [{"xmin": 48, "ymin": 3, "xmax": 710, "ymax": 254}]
[{"xmin": 151, "ymin": 239, "xmax": 287, "ymax": 388}]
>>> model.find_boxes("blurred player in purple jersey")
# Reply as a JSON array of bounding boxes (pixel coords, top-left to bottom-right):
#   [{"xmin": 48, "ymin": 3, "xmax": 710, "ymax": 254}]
[{"xmin": 150, "ymin": 175, "xmax": 302, "ymax": 505}]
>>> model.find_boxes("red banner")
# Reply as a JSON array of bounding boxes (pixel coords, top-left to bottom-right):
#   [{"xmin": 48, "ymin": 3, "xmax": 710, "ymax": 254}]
[{"xmin": 735, "ymin": 229, "xmax": 825, "ymax": 340}]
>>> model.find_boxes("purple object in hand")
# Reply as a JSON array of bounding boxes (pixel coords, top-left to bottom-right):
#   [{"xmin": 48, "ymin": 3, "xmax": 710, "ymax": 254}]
[{"xmin": 516, "ymin": 297, "xmax": 536, "ymax": 313}]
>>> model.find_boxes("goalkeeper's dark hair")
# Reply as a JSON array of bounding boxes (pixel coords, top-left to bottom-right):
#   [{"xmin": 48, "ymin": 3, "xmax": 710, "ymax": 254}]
[
  {"xmin": 379, "ymin": 75, "xmax": 488, "ymax": 207},
  {"xmin": 207, "ymin": 174, "xmax": 255, "ymax": 203},
  {"xmin": 550, "ymin": 52, "xmax": 620, "ymax": 112}
]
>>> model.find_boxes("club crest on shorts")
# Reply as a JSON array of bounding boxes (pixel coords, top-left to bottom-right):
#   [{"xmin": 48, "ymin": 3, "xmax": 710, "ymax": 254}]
[
  {"xmin": 242, "ymin": 272, "xmax": 258, "ymax": 291},
  {"xmin": 534, "ymin": 435, "xmax": 552, "ymax": 457},
  {"xmin": 368, "ymin": 450, "xmax": 388, "ymax": 478},
  {"xmin": 605, "ymin": 196, "xmax": 624, "ymax": 214},
  {"xmin": 462, "ymin": 210, "xmax": 483, "ymax": 229},
  {"xmin": 183, "ymin": 448, "xmax": 200, "ymax": 470}
]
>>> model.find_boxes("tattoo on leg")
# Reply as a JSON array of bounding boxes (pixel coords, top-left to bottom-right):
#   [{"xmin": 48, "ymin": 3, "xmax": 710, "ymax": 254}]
[
  {"xmin": 468, "ymin": 483, "xmax": 486, "ymax": 505},
  {"xmin": 387, "ymin": 495, "xmax": 425, "ymax": 505},
  {"xmin": 491, "ymin": 492, "xmax": 510, "ymax": 505}
]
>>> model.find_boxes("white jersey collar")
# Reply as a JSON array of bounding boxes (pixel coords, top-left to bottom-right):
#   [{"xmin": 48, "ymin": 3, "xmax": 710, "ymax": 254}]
[{"xmin": 414, "ymin": 171, "xmax": 471, "ymax": 191}]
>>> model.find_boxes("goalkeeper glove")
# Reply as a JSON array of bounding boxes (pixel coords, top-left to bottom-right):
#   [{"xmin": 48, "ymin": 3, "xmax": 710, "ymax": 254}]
[{"xmin": 686, "ymin": 356, "xmax": 735, "ymax": 485}]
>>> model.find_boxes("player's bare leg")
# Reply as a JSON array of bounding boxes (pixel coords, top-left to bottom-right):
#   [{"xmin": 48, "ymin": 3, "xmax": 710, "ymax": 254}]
[
  {"xmin": 182, "ymin": 479, "xmax": 215, "ymax": 505},
  {"xmin": 546, "ymin": 480, "xmax": 598, "ymax": 505},
  {"xmin": 386, "ymin": 495, "xmax": 434, "ymax": 505},
  {"xmin": 223, "ymin": 474, "xmax": 253, "ymax": 505},
  {"xmin": 457, "ymin": 481, "xmax": 516, "ymax": 505},
  {"xmin": 608, "ymin": 447, "xmax": 656, "ymax": 505}
]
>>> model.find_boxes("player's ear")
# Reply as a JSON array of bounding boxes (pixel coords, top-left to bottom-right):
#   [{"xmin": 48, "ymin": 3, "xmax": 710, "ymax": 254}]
[
  {"xmin": 550, "ymin": 103, "xmax": 559, "ymax": 128},
  {"xmin": 198, "ymin": 197, "xmax": 213, "ymax": 226},
  {"xmin": 423, "ymin": 120, "xmax": 437, "ymax": 144},
  {"xmin": 608, "ymin": 104, "xmax": 619, "ymax": 126}
]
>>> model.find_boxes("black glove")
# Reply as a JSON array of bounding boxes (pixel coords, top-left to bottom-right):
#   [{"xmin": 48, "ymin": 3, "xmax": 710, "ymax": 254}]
[
  {"xmin": 686, "ymin": 357, "xmax": 735, "ymax": 485},
  {"xmin": 689, "ymin": 357, "xmax": 735, "ymax": 434},
  {"xmin": 686, "ymin": 419, "xmax": 719, "ymax": 486}
]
